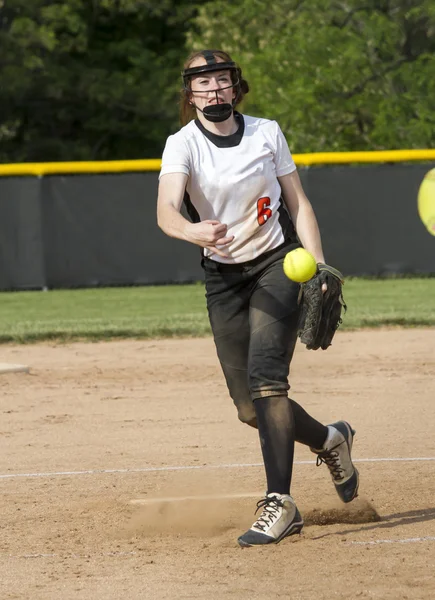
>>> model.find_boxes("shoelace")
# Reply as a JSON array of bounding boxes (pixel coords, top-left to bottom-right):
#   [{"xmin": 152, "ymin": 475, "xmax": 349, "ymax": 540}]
[
  {"xmin": 316, "ymin": 442, "xmax": 345, "ymax": 481},
  {"xmin": 252, "ymin": 496, "xmax": 283, "ymax": 532}
]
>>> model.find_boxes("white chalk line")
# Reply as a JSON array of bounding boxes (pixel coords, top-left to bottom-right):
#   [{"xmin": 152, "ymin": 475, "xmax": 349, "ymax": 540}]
[
  {"xmin": 0, "ymin": 456, "xmax": 434, "ymax": 481},
  {"xmin": 130, "ymin": 492, "xmax": 262, "ymax": 504},
  {"xmin": 348, "ymin": 536, "xmax": 435, "ymax": 546},
  {"xmin": 2, "ymin": 551, "xmax": 137, "ymax": 560}
]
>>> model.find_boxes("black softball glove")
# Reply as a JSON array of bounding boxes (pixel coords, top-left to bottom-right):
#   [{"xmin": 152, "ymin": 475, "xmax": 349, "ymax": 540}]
[{"xmin": 298, "ymin": 263, "xmax": 347, "ymax": 350}]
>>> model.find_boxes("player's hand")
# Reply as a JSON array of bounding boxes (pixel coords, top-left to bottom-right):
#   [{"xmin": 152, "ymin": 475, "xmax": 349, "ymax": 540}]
[{"xmin": 185, "ymin": 220, "xmax": 234, "ymax": 258}]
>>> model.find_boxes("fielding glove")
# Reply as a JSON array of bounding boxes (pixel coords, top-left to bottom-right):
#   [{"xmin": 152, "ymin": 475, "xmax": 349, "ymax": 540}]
[{"xmin": 298, "ymin": 263, "xmax": 347, "ymax": 350}]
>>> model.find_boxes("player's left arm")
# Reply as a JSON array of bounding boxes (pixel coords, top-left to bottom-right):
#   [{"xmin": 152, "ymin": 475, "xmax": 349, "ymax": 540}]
[{"xmin": 278, "ymin": 170, "xmax": 325, "ymax": 264}]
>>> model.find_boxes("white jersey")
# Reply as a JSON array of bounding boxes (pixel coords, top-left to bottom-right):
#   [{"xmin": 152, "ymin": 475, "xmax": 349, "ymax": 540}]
[{"xmin": 159, "ymin": 113, "xmax": 298, "ymax": 263}]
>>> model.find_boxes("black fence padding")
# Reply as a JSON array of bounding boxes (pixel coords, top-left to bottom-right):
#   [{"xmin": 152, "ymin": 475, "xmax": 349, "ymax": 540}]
[
  {"xmin": 0, "ymin": 165, "xmax": 433, "ymax": 290},
  {"xmin": 303, "ymin": 164, "xmax": 434, "ymax": 276},
  {"xmin": 39, "ymin": 173, "xmax": 203, "ymax": 288},
  {"xmin": 0, "ymin": 177, "xmax": 45, "ymax": 290}
]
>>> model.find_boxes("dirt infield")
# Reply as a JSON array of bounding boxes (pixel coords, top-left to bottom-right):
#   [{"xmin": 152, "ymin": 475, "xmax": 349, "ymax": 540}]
[{"xmin": 1, "ymin": 330, "xmax": 434, "ymax": 599}]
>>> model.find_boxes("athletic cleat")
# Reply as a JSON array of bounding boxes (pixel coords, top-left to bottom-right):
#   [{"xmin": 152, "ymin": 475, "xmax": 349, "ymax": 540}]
[
  {"xmin": 237, "ymin": 493, "xmax": 304, "ymax": 547},
  {"xmin": 311, "ymin": 421, "xmax": 359, "ymax": 503}
]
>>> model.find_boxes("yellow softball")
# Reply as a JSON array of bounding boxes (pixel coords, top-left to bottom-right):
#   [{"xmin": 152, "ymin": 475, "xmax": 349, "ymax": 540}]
[
  {"xmin": 283, "ymin": 248, "xmax": 317, "ymax": 283},
  {"xmin": 418, "ymin": 168, "xmax": 435, "ymax": 236}
]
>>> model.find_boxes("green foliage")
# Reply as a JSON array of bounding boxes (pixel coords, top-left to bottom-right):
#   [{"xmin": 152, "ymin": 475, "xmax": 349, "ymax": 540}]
[
  {"xmin": 189, "ymin": 0, "xmax": 435, "ymax": 152},
  {"xmin": 0, "ymin": 0, "xmax": 203, "ymax": 161},
  {"xmin": 1, "ymin": 0, "xmax": 434, "ymax": 161}
]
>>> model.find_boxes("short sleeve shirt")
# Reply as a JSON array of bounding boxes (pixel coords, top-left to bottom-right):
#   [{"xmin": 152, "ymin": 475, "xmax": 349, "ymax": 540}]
[{"xmin": 160, "ymin": 113, "xmax": 297, "ymax": 263}]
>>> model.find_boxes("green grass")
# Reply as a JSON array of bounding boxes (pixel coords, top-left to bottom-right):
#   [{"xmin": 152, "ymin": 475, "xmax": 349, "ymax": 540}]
[
  {"xmin": 342, "ymin": 278, "xmax": 435, "ymax": 328},
  {"xmin": 0, "ymin": 279, "xmax": 434, "ymax": 344}
]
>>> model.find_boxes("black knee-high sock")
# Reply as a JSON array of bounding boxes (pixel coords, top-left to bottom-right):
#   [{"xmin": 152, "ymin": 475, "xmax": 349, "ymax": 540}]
[
  {"xmin": 290, "ymin": 399, "xmax": 328, "ymax": 449},
  {"xmin": 248, "ymin": 399, "xmax": 327, "ymax": 449},
  {"xmin": 254, "ymin": 395, "xmax": 295, "ymax": 495}
]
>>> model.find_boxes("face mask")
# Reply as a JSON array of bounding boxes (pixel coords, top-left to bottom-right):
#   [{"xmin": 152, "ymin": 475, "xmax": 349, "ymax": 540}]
[
  {"xmin": 197, "ymin": 90, "xmax": 234, "ymax": 123},
  {"xmin": 182, "ymin": 53, "xmax": 241, "ymax": 123}
]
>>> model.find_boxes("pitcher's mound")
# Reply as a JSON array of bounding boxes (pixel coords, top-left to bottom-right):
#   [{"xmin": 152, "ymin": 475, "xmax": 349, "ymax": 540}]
[
  {"xmin": 126, "ymin": 494, "xmax": 380, "ymax": 538},
  {"xmin": 127, "ymin": 492, "xmax": 262, "ymax": 537}
]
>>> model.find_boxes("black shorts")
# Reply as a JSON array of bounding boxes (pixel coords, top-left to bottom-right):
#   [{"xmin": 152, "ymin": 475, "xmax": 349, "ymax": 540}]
[{"xmin": 203, "ymin": 241, "xmax": 301, "ymax": 424}]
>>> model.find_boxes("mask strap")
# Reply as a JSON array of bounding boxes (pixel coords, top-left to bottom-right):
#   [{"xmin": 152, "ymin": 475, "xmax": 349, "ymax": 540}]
[{"xmin": 202, "ymin": 50, "xmax": 217, "ymax": 65}]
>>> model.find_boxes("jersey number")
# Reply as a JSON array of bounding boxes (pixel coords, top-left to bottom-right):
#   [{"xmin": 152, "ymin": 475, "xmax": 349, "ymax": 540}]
[{"xmin": 257, "ymin": 197, "xmax": 272, "ymax": 225}]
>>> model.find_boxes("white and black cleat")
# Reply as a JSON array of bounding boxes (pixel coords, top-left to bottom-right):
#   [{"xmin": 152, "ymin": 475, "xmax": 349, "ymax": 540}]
[
  {"xmin": 311, "ymin": 420, "xmax": 359, "ymax": 503},
  {"xmin": 237, "ymin": 493, "xmax": 304, "ymax": 547}
]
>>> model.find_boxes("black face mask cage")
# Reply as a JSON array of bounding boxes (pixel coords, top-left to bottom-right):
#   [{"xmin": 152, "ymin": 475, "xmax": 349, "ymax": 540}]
[
  {"xmin": 182, "ymin": 52, "xmax": 242, "ymax": 122},
  {"xmin": 187, "ymin": 78, "xmax": 240, "ymax": 96},
  {"xmin": 182, "ymin": 67, "xmax": 240, "ymax": 103}
]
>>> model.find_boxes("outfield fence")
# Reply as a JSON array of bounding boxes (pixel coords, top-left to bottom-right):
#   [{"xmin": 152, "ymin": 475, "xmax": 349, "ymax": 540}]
[{"xmin": 0, "ymin": 151, "xmax": 434, "ymax": 290}]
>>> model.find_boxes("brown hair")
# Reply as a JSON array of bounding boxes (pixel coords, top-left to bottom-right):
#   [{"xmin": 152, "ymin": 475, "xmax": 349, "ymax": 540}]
[{"xmin": 179, "ymin": 49, "xmax": 250, "ymax": 126}]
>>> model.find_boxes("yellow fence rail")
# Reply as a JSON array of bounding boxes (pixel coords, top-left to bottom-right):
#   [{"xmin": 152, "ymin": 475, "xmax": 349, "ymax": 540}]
[{"xmin": 0, "ymin": 150, "xmax": 434, "ymax": 176}]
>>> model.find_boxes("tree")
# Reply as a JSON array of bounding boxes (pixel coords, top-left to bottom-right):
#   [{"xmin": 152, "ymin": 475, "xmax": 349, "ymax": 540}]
[
  {"xmin": 188, "ymin": 0, "xmax": 435, "ymax": 151},
  {"xmin": 0, "ymin": 0, "xmax": 206, "ymax": 161}
]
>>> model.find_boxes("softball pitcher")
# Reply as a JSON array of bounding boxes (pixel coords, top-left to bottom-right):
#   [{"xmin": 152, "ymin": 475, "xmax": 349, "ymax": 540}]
[{"xmin": 157, "ymin": 49, "xmax": 359, "ymax": 547}]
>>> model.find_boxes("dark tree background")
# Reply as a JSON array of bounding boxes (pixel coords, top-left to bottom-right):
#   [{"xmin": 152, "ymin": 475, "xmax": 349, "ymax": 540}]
[
  {"xmin": 1, "ymin": 0, "xmax": 434, "ymax": 161},
  {"xmin": 0, "ymin": 0, "xmax": 205, "ymax": 161},
  {"xmin": 190, "ymin": 0, "xmax": 435, "ymax": 153}
]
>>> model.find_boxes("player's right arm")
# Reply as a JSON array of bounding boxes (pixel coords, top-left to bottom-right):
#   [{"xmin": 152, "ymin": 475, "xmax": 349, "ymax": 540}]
[{"xmin": 157, "ymin": 172, "xmax": 234, "ymax": 258}]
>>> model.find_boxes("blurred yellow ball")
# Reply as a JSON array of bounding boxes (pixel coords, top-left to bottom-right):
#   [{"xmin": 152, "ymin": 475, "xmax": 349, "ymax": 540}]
[
  {"xmin": 283, "ymin": 248, "xmax": 317, "ymax": 283},
  {"xmin": 418, "ymin": 168, "xmax": 435, "ymax": 236}
]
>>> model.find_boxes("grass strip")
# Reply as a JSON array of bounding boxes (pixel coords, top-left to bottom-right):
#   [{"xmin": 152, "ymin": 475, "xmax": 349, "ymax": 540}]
[{"xmin": 0, "ymin": 278, "xmax": 434, "ymax": 344}]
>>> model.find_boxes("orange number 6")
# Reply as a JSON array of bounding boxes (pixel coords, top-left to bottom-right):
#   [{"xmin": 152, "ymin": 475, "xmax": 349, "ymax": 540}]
[{"xmin": 257, "ymin": 197, "xmax": 272, "ymax": 225}]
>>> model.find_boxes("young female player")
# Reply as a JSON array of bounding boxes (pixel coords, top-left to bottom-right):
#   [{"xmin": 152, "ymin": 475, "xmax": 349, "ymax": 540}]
[{"xmin": 157, "ymin": 49, "xmax": 359, "ymax": 547}]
